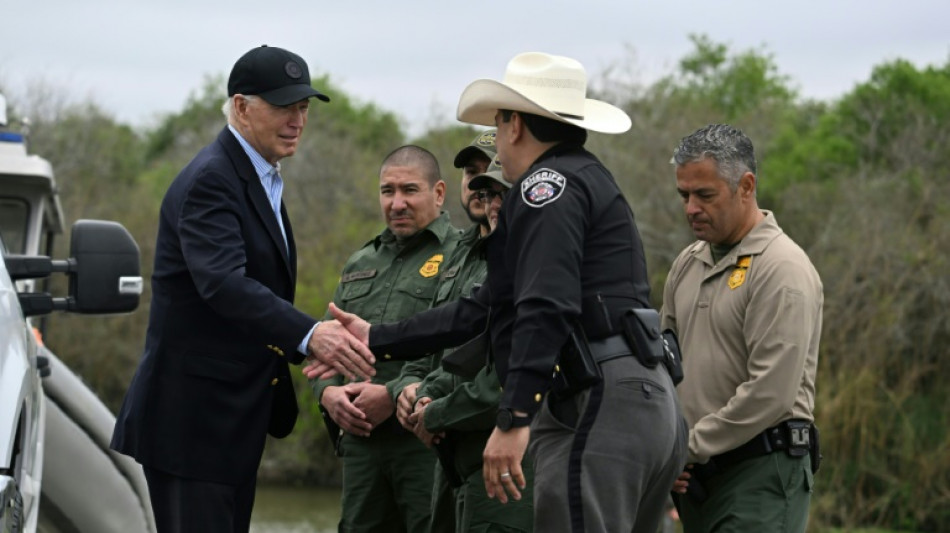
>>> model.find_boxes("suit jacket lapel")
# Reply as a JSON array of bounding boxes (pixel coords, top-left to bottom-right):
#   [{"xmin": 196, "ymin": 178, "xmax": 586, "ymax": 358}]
[
  {"xmin": 218, "ymin": 128, "xmax": 294, "ymax": 281},
  {"xmin": 281, "ymin": 203, "xmax": 298, "ymax": 291}
]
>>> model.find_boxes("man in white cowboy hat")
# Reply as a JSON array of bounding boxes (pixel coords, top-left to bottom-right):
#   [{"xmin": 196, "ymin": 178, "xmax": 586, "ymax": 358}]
[{"xmin": 307, "ymin": 51, "xmax": 688, "ymax": 533}]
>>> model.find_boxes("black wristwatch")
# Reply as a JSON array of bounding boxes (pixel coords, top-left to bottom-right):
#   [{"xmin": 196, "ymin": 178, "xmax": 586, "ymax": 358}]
[{"xmin": 496, "ymin": 408, "xmax": 532, "ymax": 431}]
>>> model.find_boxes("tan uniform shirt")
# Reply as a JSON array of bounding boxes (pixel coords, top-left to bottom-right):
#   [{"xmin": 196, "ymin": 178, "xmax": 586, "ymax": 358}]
[{"xmin": 661, "ymin": 211, "xmax": 823, "ymax": 463}]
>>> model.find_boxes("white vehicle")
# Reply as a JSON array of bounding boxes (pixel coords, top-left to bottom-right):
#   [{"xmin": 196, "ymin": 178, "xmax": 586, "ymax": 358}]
[{"xmin": 0, "ymin": 95, "xmax": 155, "ymax": 532}]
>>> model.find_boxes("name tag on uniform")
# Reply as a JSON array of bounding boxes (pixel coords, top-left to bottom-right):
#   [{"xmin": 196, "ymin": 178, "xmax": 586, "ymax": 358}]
[
  {"xmin": 442, "ymin": 265, "xmax": 461, "ymax": 279},
  {"xmin": 341, "ymin": 269, "xmax": 376, "ymax": 283}
]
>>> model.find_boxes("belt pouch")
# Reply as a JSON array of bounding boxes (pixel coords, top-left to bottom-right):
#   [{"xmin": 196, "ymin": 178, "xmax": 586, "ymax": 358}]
[
  {"xmin": 621, "ymin": 308, "xmax": 664, "ymax": 368},
  {"xmin": 661, "ymin": 329, "xmax": 685, "ymax": 385},
  {"xmin": 555, "ymin": 326, "xmax": 602, "ymax": 396},
  {"xmin": 783, "ymin": 419, "xmax": 812, "ymax": 458}
]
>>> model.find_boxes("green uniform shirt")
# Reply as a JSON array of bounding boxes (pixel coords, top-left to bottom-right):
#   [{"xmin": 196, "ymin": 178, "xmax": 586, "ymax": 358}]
[
  {"xmin": 312, "ymin": 211, "xmax": 461, "ymax": 405},
  {"xmin": 416, "ymin": 225, "xmax": 499, "ymax": 433},
  {"xmin": 424, "ymin": 227, "xmax": 535, "ymax": 532},
  {"xmin": 394, "ymin": 223, "xmax": 483, "ymax": 392},
  {"xmin": 403, "ymin": 224, "xmax": 534, "ymax": 531}
]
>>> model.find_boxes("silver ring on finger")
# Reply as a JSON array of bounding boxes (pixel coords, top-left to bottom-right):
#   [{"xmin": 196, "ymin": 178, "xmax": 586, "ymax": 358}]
[{"xmin": 500, "ymin": 472, "xmax": 511, "ymax": 478}]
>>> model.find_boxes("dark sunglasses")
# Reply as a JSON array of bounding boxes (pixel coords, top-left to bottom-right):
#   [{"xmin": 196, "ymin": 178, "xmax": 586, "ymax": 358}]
[{"xmin": 475, "ymin": 189, "xmax": 506, "ymax": 203}]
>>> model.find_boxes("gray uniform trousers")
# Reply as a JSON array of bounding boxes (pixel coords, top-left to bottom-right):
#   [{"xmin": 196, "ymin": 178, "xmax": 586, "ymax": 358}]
[{"xmin": 528, "ymin": 356, "xmax": 688, "ymax": 533}]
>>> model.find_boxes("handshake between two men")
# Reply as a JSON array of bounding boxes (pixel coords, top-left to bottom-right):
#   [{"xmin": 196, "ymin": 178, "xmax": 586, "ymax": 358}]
[
  {"xmin": 304, "ymin": 302, "xmax": 374, "ymax": 381},
  {"xmin": 304, "ymin": 303, "xmax": 446, "ymax": 446}
]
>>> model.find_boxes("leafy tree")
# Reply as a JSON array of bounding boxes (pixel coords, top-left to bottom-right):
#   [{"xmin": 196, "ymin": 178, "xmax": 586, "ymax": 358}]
[{"xmin": 766, "ymin": 58, "xmax": 950, "ymax": 190}]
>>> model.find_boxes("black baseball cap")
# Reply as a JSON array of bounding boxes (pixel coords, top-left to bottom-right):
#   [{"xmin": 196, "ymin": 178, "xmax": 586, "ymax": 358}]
[{"xmin": 228, "ymin": 45, "xmax": 330, "ymax": 105}]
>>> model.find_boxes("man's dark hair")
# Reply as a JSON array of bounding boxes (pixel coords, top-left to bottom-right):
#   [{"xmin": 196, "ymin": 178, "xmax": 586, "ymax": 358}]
[
  {"xmin": 500, "ymin": 110, "xmax": 588, "ymax": 146},
  {"xmin": 671, "ymin": 124, "xmax": 757, "ymax": 191},
  {"xmin": 380, "ymin": 145, "xmax": 442, "ymax": 186}
]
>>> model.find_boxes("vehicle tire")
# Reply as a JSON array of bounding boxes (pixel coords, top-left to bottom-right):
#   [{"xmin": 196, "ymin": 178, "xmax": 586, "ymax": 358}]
[
  {"xmin": 0, "ymin": 487, "xmax": 24, "ymax": 533},
  {"xmin": 10, "ymin": 489, "xmax": 23, "ymax": 533}
]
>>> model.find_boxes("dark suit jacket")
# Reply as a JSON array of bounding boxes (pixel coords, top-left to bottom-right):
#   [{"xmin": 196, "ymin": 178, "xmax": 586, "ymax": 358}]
[{"xmin": 111, "ymin": 127, "xmax": 315, "ymax": 484}]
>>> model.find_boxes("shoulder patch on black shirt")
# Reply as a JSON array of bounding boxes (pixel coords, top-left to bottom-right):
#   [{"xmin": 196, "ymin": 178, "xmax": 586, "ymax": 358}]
[{"xmin": 521, "ymin": 168, "xmax": 566, "ymax": 208}]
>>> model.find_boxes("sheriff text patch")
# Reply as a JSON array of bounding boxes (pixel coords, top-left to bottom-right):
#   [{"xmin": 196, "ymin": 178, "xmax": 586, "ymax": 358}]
[{"xmin": 521, "ymin": 168, "xmax": 566, "ymax": 208}]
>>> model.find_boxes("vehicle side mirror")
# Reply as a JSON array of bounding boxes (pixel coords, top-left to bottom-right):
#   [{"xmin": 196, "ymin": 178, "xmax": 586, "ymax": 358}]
[{"xmin": 68, "ymin": 220, "xmax": 143, "ymax": 314}]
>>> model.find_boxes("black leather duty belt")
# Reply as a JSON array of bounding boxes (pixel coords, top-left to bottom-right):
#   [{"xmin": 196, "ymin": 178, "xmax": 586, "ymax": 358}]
[
  {"xmin": 587, "ymin": 334, "xmax": 633, "ymax": 364},
  {"xmin": 687, "ymin": 419, "xmax": 820, "ymax": 502},
  {"xmin": 711, "ymin": 419, "xmax": 813, "ymax": 471}
]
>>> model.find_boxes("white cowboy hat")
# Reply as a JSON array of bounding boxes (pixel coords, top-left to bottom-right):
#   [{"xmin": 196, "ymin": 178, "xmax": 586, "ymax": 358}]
[{"xmin": 457, "ymin": 52, "xmax": 631, "ymax": 134}]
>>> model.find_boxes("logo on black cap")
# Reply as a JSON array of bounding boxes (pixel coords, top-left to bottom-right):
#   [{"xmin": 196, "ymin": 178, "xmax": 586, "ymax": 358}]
[{"xmin": 285, "ymin": 61, "xmax": 302, "ymax": 79}]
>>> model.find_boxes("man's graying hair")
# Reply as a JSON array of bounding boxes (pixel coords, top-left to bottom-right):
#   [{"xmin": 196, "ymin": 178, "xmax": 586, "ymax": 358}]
[
  {"xmin": 221, "ymin": 94, "xmax": 259, "ymax": 120},
  {"xmin": 380, "ymin": 145, "xmax": 442, "ymax": 186},
  {"xmin": 672, "ymin": 124, "xmax": 757, "ymax": 191}
]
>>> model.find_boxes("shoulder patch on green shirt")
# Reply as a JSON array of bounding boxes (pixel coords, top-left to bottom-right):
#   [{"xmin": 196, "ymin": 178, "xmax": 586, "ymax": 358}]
[{"xmin": 341, "ymin": 269, "xmax": 376, "ymax": 283}]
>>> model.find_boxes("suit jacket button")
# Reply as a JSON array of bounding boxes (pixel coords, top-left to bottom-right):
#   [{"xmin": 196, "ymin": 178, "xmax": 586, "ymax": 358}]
[
  {"xmin": 271, "ymin": 378, "xmax": 279, "ymax": 386},
  {"xmin": 384, "ymin": 354, "xmax": 392, "ymax": 360}
]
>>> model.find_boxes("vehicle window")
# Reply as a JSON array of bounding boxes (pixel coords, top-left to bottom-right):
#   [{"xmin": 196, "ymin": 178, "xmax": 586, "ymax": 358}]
[{"xmin": 0, "ymin": 197, "xmax": 29, "ymax": 254}]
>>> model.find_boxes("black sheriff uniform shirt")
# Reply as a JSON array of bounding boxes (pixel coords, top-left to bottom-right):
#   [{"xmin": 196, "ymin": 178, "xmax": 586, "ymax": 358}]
[{"xmin": 371, "ymin": 143, "xmax": 651, "ymax": 414}]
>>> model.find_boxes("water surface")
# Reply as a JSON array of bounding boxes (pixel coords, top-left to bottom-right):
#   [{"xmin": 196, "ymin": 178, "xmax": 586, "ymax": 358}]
[{"xmin": 250, "ymin": 485, "xmax": 341, "ymax": 533}]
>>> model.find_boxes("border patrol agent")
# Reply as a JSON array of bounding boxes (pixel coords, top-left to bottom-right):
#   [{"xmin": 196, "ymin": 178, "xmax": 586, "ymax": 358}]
[
  {"xmin": 411, "ymin": 164, "xmax": 534, "ymax": 532},
  {"xmin": 314, "ymin": 52, "xmax": 689, "ymax": 533},
  {"xmin": 454, "ymin": 129, "xmax": 498, "ymax": 227},
  {"xmin": 663, "ymin": 124, "xmax": 823, "ymax": 532},
  {"xmin": 392, "ymin": 133, "xmax": 503, "ymax": 533},
  {"xmin": 312, "ymin": 145, "xmax": 462, "ymax": 533}
]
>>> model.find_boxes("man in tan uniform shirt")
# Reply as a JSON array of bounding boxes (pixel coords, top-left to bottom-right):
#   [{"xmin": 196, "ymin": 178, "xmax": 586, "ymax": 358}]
[{"xmin": 661, "ymin": 124, "xmax": 823, "ymax": 533}]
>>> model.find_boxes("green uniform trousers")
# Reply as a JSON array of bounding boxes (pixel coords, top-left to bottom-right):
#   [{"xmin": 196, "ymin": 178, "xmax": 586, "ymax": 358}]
[
  {"xmin": 428, "ymin": 450, "xmax": 534, "ymax": 532},
  {"xmin": 678, "ymin": 453, "xmax": 813, "ymax": 533},
  {"xmin": 339, "ymin": 430, "xmax": 436, "ymax": 533},
  {"xmin": 454, "ymin": 460, "xmax": 534, "ymax": 533},
  {"xmin": 429, "ymin": 465, "xmax": 456, "ymax": 533}
]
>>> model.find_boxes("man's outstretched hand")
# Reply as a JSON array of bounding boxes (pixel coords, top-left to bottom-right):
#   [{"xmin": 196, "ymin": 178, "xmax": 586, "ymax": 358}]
[
  {"xmin": 304, "ymin": 304, "xmax": 375, "ymax": 380},
  {"xmin": 328, "ymin": 302, "xmax": 370, "ymax": 345}
]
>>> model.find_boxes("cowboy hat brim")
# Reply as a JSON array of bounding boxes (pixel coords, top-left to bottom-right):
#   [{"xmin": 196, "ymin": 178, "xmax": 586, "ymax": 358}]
[{"xmin": 457, "ymin": 79, "xmax": 632, "ymax": 134}]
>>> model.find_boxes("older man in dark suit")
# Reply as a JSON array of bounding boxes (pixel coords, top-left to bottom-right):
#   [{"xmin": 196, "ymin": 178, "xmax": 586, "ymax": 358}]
[{"xmin": 111, "ymin": 45, "xmax": 375, "ymax": 532}]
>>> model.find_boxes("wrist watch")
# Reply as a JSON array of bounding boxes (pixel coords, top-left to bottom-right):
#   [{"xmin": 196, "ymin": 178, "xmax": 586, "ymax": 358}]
[{"xmin": 496, "ymin": 408, "xmax": 532, "ymax": 431}]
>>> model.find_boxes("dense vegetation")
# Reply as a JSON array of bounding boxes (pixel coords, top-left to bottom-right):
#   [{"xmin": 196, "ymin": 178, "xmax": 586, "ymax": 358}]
[{"xmin": 2, "ymin": 35, "xmax": 947, "ymax": 531}]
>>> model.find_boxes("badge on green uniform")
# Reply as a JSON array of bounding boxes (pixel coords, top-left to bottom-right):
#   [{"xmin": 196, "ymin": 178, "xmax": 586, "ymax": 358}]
[{"xmin": 419, "ymin": 254, "xmax": 444, "ymax": 278}]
